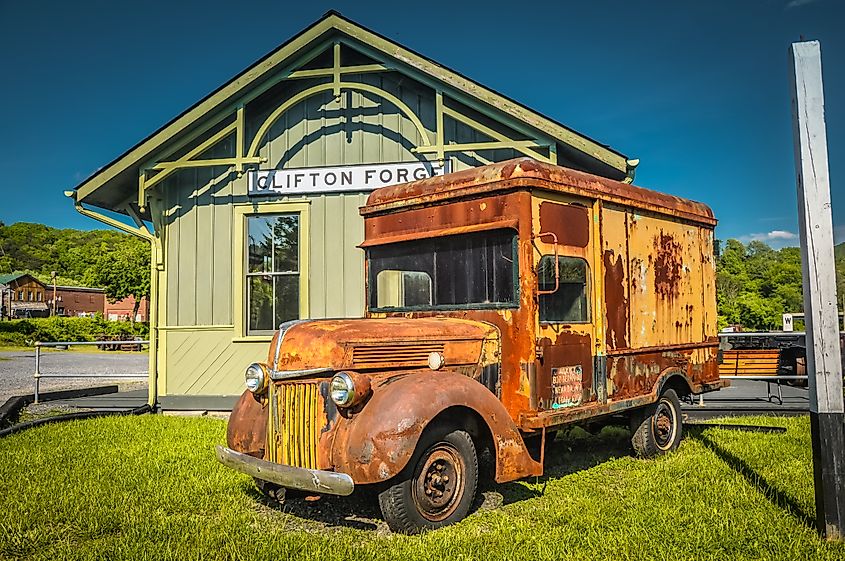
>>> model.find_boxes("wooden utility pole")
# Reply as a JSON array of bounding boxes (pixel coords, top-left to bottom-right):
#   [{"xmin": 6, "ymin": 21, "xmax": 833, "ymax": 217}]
[{"xmin": 790, "ymin": 40, "xmax": 845, "ymax": 541}]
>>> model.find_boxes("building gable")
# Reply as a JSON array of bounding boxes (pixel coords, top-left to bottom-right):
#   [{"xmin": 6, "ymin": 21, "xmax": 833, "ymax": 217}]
[{"xmin": 72, "ymin": 11, "xmax": 634, "ymax": 217}]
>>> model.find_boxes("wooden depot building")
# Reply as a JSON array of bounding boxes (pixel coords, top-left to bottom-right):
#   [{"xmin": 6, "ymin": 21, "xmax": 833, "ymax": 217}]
[{"xmin": 69, "ymin": 11, "xmax": 637, "ymax": 410}]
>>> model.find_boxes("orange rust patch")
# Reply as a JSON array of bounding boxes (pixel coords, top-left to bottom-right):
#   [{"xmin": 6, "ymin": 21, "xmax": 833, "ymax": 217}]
[
  {"xmin": 538, "ymin": 202, "xmax": 590, "ymax": 248},
  {"xmin": 653, "ymin": 231, "xmax": 682, "ymax": 299},
  {"xmin": 603, "ymin": 250, "xmax": 629, "ymax": 349}
]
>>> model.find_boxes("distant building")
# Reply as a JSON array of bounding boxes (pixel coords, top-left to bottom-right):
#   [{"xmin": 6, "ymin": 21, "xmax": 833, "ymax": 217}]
[
  {"xmin": 0, "ymin": 273, "xmax": 49, "ymax": 318},
  {"xmin": 104, "ymin": 295, "xmax": 150, "ymax": 322},
  {"xmin": 52, "ymin": 286, "xmax": 106, "ymax": 317}
]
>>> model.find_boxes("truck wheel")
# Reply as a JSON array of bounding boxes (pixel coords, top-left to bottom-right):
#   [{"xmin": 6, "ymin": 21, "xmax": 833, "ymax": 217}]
[
  {"xmin": 630, "ymin": 389, "xmax": 683, "ymax": 458},
  {"xmin": 378, "ymin": 426, "xmax": 478, "ymax": 534}
]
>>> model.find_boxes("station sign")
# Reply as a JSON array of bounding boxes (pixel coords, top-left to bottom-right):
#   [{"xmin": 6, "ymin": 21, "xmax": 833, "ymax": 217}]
[{"xmin": 247, "ymin": 160, "xmax": 450, "ymax": 196}]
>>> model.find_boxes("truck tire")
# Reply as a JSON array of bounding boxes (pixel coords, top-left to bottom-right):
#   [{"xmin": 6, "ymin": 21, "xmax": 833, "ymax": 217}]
[
  {"xmin": 378, "ymin": 425, "xmax": 478, "ymax": 534},
  {"xmin": 630, "ymin": 389, "xmax": 683, "ymax": 458}
]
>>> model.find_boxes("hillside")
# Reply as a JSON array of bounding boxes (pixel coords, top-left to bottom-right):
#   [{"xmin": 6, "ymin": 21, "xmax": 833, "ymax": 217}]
[
  {"xmin": 836, "ymin": 241, "xmax": 844, "ymax": 260},
  {"xmin": 0, "ymin": 222, "xmax": 146, "ymax": 287}
]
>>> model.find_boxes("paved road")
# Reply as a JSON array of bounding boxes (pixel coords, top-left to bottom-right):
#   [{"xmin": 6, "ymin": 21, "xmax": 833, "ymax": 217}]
[
  {"xmin": 0, "ymin": 349, "xmax": 148, "ymax": 403},
  {"xmin": 1, "ymin": 349, "xmax": 811, "ymax": 417},
  {"xmin": 682, "ymin": 377, "xmax": 809, "ymax": 419}
]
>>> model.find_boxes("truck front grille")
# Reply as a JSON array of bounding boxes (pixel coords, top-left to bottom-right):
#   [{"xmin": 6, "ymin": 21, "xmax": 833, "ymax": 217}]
[
  {"xmin": 352, "ymin": 343, "xmax": 444, "ymax": 369},
  {"xmin": 268, "ymin": 380, "xmax": 322, "ymax": 470}
]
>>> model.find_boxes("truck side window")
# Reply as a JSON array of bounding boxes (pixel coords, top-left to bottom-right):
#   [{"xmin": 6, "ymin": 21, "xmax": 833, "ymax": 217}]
[
  {"xmin": 538, "ymin": 256, "xmax": 590, "ymax": 323},
  {"xmin": 376, "ymin": 270, "xmax": 432, "ymax": 308}
]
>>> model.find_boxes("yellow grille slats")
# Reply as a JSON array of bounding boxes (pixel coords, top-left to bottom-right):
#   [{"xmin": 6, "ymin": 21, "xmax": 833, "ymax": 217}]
[
  {"xmin": 352, "ymin": 343, "xmax": 444, "ymax": 367},
  {"xmin": 269, "ymin": 380, "xmax": 322, "ymax": 470}
]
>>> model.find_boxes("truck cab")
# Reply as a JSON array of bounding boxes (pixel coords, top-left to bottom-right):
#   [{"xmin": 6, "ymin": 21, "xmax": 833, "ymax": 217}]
[{"xmin": 217, "ymin": 157, "xmax": 725, "ymax": 533}]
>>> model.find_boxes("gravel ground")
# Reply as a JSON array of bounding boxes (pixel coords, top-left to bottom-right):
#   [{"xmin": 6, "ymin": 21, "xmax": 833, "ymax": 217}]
[{"xmin": 0, "ymin": 349, "xmax": 148, "ymax": 403}]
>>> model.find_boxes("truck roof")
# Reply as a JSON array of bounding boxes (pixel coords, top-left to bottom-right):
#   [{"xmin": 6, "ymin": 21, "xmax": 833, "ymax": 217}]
[{"xmin": 361, "ymin": 157, "xmax": 716, "ymax": 228}]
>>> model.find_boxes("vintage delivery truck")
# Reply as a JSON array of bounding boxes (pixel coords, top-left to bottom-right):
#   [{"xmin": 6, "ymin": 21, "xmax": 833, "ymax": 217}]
[{"xmin": 216, "ymin": 157, "xmax": 726, "ymax": 533}]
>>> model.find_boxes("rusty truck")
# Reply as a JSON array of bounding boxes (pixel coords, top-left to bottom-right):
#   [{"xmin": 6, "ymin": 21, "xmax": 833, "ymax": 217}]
[{"xmin": 216, "ymin": 157, "xmax": 726, "ymax": 533}]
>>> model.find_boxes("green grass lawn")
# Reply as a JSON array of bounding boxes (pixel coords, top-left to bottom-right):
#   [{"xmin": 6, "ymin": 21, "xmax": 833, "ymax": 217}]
[{"xmin": 0, "ymin": 415, "xmax": 842, "ymax": 560}]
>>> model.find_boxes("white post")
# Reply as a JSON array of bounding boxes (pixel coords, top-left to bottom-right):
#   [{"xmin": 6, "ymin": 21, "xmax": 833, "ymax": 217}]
[{"xmin": 790, "ymin": 40, "xmax": 845, "ymax": 541}]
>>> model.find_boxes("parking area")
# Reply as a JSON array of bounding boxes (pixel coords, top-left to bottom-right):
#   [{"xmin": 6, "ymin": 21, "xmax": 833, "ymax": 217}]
[{"xmin": 682, "ymin": 377, "xmax": 809, "ymax": 419}]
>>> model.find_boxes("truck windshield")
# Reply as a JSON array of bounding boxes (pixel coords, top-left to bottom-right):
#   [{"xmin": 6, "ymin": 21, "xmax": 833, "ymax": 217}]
[{"xmin": 368, "ymin": 229, "xmax": 517, "ymax": 311}]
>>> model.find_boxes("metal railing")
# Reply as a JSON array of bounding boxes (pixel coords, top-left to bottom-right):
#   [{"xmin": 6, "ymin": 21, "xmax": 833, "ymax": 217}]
[{"xmin": 33, "ymin": 341, "xmax": 149, "ymax": 404}]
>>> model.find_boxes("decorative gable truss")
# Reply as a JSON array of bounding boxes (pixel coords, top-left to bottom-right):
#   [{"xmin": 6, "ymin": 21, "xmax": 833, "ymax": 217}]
[{"xmin": 137, "ymin": 40, "xmax": 563, "ymax": 210}]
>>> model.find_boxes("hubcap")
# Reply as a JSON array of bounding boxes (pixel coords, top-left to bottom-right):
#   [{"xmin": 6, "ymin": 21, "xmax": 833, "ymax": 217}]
[
  {"xmin": 412, "ymin": 443, "xmax": 465, "ymax": 522},
  {"xmin": 653, "ymin": 400, "xmax": 676, "ymax": 450}
]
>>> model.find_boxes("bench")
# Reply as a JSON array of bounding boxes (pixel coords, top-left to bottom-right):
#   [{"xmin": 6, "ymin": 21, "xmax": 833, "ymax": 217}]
[
  {"xmin": 719, "ymin": 349, "xmax": 785, "ymax": 403},
  {"xmin": 719, "ymin": 349, "xmax": 781, "ymax": 377}
]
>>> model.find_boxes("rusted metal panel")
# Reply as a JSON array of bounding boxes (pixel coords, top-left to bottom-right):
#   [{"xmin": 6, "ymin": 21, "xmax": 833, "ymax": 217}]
[
  {"xmin": 535, "ymin": 333, "xmax": 594, "ymax": 410},
  {"xmin": 530, "ymin": 193, "xmax": 599, "ymax": 412},
  {"xmin": 362, "ymin": 194, "xmax": 522, "ymax": 246},
  {"xmin": 607, "ymin": 343, "xmax": 719, "ymax": 401},
  {"xmin": 273, "ymin": 318, "xmax": 498, "ymax": 372},
  {"xmin": 362, "ymin": 157, "xmax": 716, "ymax": 228},
  {"xmin": 625, "ymin": 211, "xmax": 709, "ymax": 349},
  {"xmin": 226, "ymin": 391, "xmax": 268, "ymax": 458},
  {"xmin": 330, "ymin": 370, "xmax": 541, "ymax": 484},
  {"xmin": 601, "ymin": 205, "xmax": 631, "ymax": 352},
  {"xmin": 537, "ymin": 201, "xmax": 590, "ymax": 248}
]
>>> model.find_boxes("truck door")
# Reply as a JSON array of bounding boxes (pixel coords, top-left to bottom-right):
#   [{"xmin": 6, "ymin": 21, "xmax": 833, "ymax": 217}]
[{"xmin": 532, "ymin": 197, "xmax": 604, "ymax": 412}]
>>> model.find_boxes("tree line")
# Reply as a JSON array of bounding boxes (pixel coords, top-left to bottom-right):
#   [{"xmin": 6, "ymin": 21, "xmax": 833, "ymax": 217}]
[
  {"xmin": 717, "ymin": 239, "xmax": 845, "ymax": 331},
  {"xmin": 0, "ymin": 222, "xmax": 150, "ymax": 319},
  {"xmin": 2, "ymin": 221, "xmax": 843, "ymax": 332}
]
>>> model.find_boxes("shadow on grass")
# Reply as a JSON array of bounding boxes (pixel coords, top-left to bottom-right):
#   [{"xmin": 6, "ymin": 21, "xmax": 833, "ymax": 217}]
[
  {"xmin": 245, "ymin": 482, "xmax": 386, "ymax": 531},
  {"xmin": 490, "ymin": 426, "xmax": 635, "ymax": 506},
  {"xmin": 687, "ymin": 426, "xmax": 815, "ymax": 530},
  {"xmin": 241, "ymin": 426, "xmax": 635, "ymax": 530}
]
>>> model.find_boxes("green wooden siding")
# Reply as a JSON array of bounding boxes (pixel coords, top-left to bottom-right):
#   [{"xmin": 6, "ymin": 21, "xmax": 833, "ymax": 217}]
[
  {"xmin": 165, "ymin": 329, "xmax": 264, "ymax": 395},
  {"xmin": 158, "ymin": 70, "xmax": 520, "ymax": 396}
]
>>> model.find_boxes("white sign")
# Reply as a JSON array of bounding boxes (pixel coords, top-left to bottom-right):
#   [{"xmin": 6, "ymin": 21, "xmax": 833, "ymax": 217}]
[
  {"xmin": 782, "ymin": 313, "xmax": 794, "ymax": 332},
  {"xmin": 248, "ymin": 161, "xmax": 450, "ymax": 196}
]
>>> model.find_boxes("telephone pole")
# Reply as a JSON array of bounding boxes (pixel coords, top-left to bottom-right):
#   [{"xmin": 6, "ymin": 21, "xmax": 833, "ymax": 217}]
[{"xmin": 790, "ymin": 40, "xmax": 844, "ymax": 541}]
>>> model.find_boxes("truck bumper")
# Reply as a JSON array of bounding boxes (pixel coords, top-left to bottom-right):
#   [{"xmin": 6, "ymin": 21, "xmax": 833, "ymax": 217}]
[{"xmin": 214, "ymin": 445, "xmax": 355, "ymax": 496}]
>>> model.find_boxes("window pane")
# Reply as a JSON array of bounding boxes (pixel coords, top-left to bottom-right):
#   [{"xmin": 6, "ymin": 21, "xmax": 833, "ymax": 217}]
[
  {"xmin": 272, "ymin": 215, "xmax": 299, "ymax": 272},
  {"xmin": 248, "ymin": 276, "xmax": 274, "ymax": 332},
  {"xmin": 538, "ymin": 256, "xmax": 589, "ymax": 323},
  {"xmin": 248, "ymin": 214, "xmax": 299, "ymax": 273},
  {"xmin": 274, "ymin": 275, "xmax": 299, "ymax": 325},
  {"xmin": 247, "ymin": 217, "xmax": 273, "ymax": 273},
  {"xmin": 376, "ymin": 270, "xmax": 432, "ymax": 308},
  {"xmin": 368, "ymin": 229, "xmax": 516, "ymax": 309}
]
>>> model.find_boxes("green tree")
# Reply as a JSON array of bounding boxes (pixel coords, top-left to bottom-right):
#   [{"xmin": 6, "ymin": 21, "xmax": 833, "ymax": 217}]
[
  {"xmin": 715, "ymin": 238, "xmax": 810, "ymax": 331},
  {"xmin": 86, "ymin": 239, "xmax": 150, "ymax": 328}
]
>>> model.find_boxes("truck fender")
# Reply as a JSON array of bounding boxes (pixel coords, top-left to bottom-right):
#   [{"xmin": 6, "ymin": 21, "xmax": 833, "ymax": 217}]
[
  {"xmin": 330, "ymin": 370, "xmax": 542, "ymax": 485},
  {"xmin": 226, "ymin": 390, "xmax": 268, "ymax": 458}
]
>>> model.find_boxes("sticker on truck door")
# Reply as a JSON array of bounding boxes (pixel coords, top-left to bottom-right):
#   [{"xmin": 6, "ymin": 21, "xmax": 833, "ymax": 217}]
[{"xmin": 551, "ymin": 365, "xmax": 583, "ymax": 408}]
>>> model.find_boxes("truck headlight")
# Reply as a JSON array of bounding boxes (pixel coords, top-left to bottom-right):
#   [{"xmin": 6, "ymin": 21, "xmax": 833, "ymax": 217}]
[
  {"xmin": 330, "ymin": 372, "xmax": 355, "ymax": 407},
  {"xmin": 330, "ymin": 371, "xmax": 372, "ymax": 408},
  {"xmin": 245, "ymin": 363, "xmax": 268, "ymax": 394}
]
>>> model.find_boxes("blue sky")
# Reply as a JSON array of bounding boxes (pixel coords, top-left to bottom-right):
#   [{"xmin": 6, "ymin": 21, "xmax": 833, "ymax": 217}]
[{"xmin": 0, "ymin": 0, "xmax": 842, "ymax": 247}]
